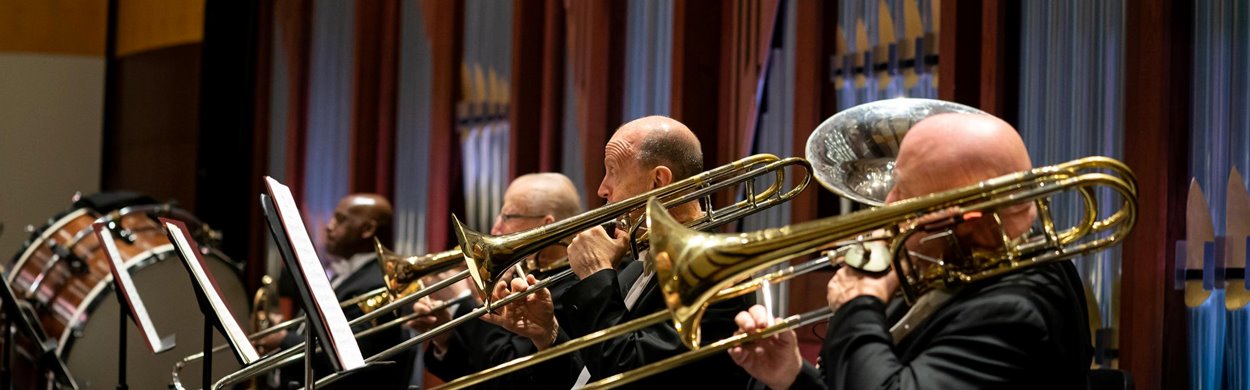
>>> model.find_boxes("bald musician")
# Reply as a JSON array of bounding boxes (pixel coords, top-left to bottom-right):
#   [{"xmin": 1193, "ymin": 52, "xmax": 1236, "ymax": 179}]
[
  {"xmin": 255, "ymin": 194, "xmax": 413, "ymax": 389},
  {"xmin": 730, "ymin": 113, "xmax": 1093, "ymax": 389},
  {"xmin": 484, "ymin": 116, "xmax": 755, "ymax": 388},
  {"xmin": 407, "ymin": 173, "xmax": 585, "ymax": 389}
]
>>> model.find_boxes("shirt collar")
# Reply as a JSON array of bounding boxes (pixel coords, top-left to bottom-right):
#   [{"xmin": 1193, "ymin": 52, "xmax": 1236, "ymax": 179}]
[{"xmin": 330, "ymin": 252, "xmax": 376, "ymax": 282}]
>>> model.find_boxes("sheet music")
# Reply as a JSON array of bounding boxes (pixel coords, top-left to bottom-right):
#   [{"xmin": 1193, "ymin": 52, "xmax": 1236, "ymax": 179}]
[
  {"xmin": 95, "ymin": 223, "xmax": 176, "ymax": 354},
  {"xmin": 264, "ymin": 177, "xmax": 366, "ymax": 370},
  {"xmin": 165, "ymin": 220, "xmax": 261, "ymax": 364}
]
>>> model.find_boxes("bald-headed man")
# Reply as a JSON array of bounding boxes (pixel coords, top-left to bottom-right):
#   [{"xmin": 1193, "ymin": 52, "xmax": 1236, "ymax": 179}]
[
  {"xmin": 484, "ymin": 116, "xmax": 755, "ymax": 389},
  {"xmin": 256, "ymin": 194, "xmax": 414, "ymax": 389},
  {"xmin": 730, "ymin": 113, "xmax": 1092, "ymax": 389},
  {"xmin": 408, "ymin": 173, "xmax": 586, "ymax": 389}
]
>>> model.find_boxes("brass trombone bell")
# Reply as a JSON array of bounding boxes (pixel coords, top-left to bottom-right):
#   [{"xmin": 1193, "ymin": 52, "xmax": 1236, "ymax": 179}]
[
  {"xmin": 374, "ymin": 238, "xmax": 465, "ymax": 302},
  {"xmin": 805, "ymin": 98, "xmax": 985, "ymax": 206}
]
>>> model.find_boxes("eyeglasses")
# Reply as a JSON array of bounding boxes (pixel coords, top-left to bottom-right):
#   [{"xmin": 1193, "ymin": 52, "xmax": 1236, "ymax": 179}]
[{"xmin": 496, "ymin": 213, "xmax": 549, "ymax": 223}]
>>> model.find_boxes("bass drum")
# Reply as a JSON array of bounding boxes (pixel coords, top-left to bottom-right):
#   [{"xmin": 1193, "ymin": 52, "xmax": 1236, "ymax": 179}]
[{"xmin": 8, "ymin": 200, "xmax": 249, "ymax": 389}]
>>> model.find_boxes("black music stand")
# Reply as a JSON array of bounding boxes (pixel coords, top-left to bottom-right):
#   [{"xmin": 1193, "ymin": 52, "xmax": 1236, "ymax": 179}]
[
  {"xmin": 94, "ymin": 223, "xmax": 177, "ymax": 390},
  {"xmin": 165, "ymin": 219, "xmax": 261, "ymax": 390},
  {"xmin": 0, "ymin": 267, "xmax": 78, "ymax": 389},
  {"xmin": 260, "ymin": 177, "xmax": 386, "ymax": 389}
]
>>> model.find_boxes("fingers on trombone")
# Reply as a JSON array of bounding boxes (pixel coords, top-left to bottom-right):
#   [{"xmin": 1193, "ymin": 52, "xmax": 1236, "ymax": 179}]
[
  {"xmin": 406, "ymin": 298, "xmax": 443, "ymax": 330},
  {"xmin": 510, "ymin": 276, "xmax": 531, "ymax": 294},
  {"xmin": 522, "ymin": 274, "xmax": 551, "ymax": 302},
  {"xmin": 734, "ymin": 305, "xmax": 778, "ymax": 336},
  {"xmin": 492, "ymin": 276, "xmax": 513, "ymax": 300}
]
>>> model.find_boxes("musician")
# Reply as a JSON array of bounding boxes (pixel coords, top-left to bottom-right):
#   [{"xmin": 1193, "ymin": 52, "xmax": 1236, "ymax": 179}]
[
  {"xmin": 407, "ymin": 173, "xmax": 585, "ymax": 388},
  {"xmin": 729, "ymin": 113, "xmax": 1093, "ymax": 389},
  {"xmin": 255, "ymin": 194, "xmax": 413, "ymax": 389},
  {"xmin": 484, "ymin": 115, "xmax": 755, "ymax": 388}
]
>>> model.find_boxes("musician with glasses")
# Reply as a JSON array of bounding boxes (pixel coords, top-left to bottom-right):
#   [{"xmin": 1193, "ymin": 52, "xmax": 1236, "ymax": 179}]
[
  {"xmin": 482, "ymin": 115, "xmax": 756, "ymax": 388},
  {"xmin": 406, "ymin": 173, "xmax": 586, "ymax": 388},
  {"xmin": 254, "ymin": 194, "xmax": 414, "ymax": 389},
  {"xmin": 728, "ymin": 113, "xmax": 1093, "ymax": 389}
]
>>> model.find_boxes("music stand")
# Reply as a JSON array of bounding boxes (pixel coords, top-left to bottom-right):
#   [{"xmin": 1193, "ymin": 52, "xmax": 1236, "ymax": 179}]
[
  {"xmin": 94, "ymin": 223, "xmax": 176, "ymax": 390},
  {"xmin": 0, "ymin": 263, "xmax": 77, "ymax": 389},
  {"xmin": 164, "ymin": 219, "xmax": 261, "ymax": 390},
  {"xmin": 260, "ymin": 177, "xmax": 378, "ymax": 388}
]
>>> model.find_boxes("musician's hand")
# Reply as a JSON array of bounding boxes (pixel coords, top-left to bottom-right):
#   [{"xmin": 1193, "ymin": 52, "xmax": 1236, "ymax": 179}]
[
  {"xmin": 481, "ymin": 274, "xmax": 559, "ymax": 350},
  {"xmin": 728, "ymin": 305, "xmax": 801, "ymax": 390},
  {"xmin": 826, "ymin": 265, "xmax": 899, "ymax": 312},
  {"xmin": 425, "ymin": 267, "xmax": 472, "ymax": 302},
  {"xmin": 406, "ymin": 296, "xmax": 454, "ymax": 350},
  {"xmin": 253, "ymin": 328, "xmax": 287, "ymax": 355},
  {"xmin": 568, "ymin": 226, "xmax": 629, "ymax": 279}
]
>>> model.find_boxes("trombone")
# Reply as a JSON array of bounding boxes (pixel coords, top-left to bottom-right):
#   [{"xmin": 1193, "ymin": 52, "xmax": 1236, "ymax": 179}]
[
  {"xmin": 170, "ymin": 242, "xmax": 465, "ymax": 390},
  {"xmin": 576, "ymin": 156, "xmax": 1138, "ymax": 389},
  {"xmin": 212, "ymin": 153, "xmax": 812, "ymax": 389},
  {"xmin": 432, "ymin": 98, "xmax": 1139, "ymax": 390},
  {"xmin": 440, "ymin": 156, "xmax": 1139, "ymax": 390}
]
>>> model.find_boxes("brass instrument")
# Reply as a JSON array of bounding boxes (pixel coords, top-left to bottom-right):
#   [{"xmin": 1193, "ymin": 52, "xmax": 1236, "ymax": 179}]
[
  {"xmin": 455, "ymin": 153, "xmax": 811, "ymax": 302},
  {"xmin": 290, "ymin": 153, "xmax": 812, "ymax": 388},
  {"xmin": 170, "ymin": 240, "xmax": 465, "ymax": 389},
  {"xmin": 435, "ymin": 98, "xmax": 1140, "ymax": 390}
]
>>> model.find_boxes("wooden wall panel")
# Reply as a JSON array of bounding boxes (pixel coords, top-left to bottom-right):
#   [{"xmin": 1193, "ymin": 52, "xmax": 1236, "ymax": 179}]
[
  {"xmin": 671, "ymin": 0, "xmax": 724, "ymax": 167},
  {"xmin": 101, "ymin": 44, "xmax": 202, "ymax": 209},
  {"xmin": 276, "ymin": 0, "xmax": 312, "ymax": 206},
  {"xmin": 1120, "ymin": 0, "xmax": 1193, "ymax": 388},
  {"xmin": 350, "ymin": 0, "xmax": 400, "ymax": 197},
  {"xmin": 115, "ymin": 0, "xmax": 205, "ymax": 56},
  {"xmin": 422, "ymin": 0, "xmax": 464, "ymax": 249},
  {"xmin": 0, "ymin": 0, "xmax": 107, "ymax": 56},
  {"xmin": 566, "ymin": 0, "xmax": 625, "ymax": 208},
  {"xmin": 937, "ymin": 0, "xmax": 1018, "ymax": 123},
  {"xmin": 789, "ymin": 0, "xmax": 838, "ymax": 356},
  {"xmin": 508, "ymin": 0, "xmax": 551, "ymax": 178}
]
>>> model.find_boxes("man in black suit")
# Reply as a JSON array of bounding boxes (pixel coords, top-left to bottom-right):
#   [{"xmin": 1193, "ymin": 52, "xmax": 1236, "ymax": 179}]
[
  {"xmin": 729, "ymin": 113, "xmax": 1093, "ymax": 389},
  {"xmin": 482, "ymin": 116, "xmax": 755, "ymax": 389},
  {"xmin": 406, "ymin": 173, "xmax": 586, "ymax": 389},
  {"xmin": 255, "ymin": 193, "xmax": 414, "ymax": 389}
]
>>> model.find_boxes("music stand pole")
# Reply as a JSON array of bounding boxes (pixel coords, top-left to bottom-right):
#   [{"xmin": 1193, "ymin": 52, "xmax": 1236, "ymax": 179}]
[
  {"xmin": 114, "ymin": 283, "xmax": 128, "ymax": 390},
  {"xmin": 0, "ymin": 272, "xmax": 77, "ymax": 389},
  {"xmin": 2, "ymin": 309, "xmax": 11, "ymax": 390},
  {"xmin": 202, "ymin": 316, "xmax": 212, "ymax": 390},
  {"xmin": 0, "ymin": 224, "xmax": 8, "ymax": 390},
  {"xmin": 305, "ymin": 334, "xmax": 315, "ymax": 390}
]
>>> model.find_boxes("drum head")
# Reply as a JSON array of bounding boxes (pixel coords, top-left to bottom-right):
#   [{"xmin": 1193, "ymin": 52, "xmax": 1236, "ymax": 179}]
[{"xmin": 61, "ymin": 248, "xmax": 248, "ymax": 389}]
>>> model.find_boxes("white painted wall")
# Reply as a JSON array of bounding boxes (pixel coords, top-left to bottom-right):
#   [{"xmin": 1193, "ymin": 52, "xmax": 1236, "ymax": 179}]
[{"xmin": 0, "ymin": 52, "xmax": 105, "ymax": 261}]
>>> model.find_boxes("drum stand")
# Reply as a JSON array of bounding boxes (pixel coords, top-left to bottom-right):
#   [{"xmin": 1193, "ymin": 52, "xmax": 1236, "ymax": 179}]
[{"xmin": 0, "ymin": 275, "xmax": 77, "ymax": 389}]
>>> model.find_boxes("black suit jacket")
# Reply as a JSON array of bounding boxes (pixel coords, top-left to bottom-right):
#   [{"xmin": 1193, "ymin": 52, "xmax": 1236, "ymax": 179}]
[
  {"xmin": 788, "ymin": 261, "xmax": 1092, "ymax": 390},
  {"xmin": 558, "ymin": 259, "xmax": 756, "ymax": 389},
  {"xmin": 424, "ymin": 267, "xmax": 585, "ymax": 389},
  {"xmin": 279, "ymin": 257, "xmax": 415, "ymax": 389}
]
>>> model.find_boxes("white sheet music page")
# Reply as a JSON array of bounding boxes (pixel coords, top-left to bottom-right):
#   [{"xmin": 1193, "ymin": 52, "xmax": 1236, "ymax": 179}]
[
  {"xmin": 165, "ymin": 220, "xmax": 262, "ymax": 364},
  {"xmin": 264, "ymin": 176, "xmax": 366, "ymax": 370},
  {"xmin": 95, "ymin": 223, "xmax": 175, "ymax": 354}
]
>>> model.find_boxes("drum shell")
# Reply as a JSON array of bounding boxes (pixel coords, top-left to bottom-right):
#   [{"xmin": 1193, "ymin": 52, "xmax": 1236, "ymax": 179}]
[{"xmin": 7, "ymin": 207, "xmax": 248, "ymax": 389}]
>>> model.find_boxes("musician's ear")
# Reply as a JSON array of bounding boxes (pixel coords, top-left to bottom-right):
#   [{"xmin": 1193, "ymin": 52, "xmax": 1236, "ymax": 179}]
[
  {"xmin": 652, "ymin": 165, "xmax": 673, "ymax": 189},
  {"xmin": 360, "ymin": 220, "xmax": 378, "ymax": 240}
]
